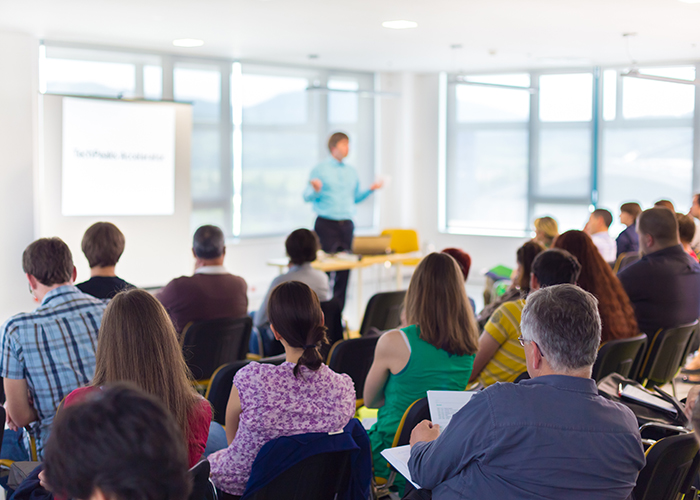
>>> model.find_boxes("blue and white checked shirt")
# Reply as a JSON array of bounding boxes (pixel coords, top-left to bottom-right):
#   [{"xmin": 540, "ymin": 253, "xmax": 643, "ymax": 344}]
[
  {"xmin": 303, "ymin": 157, "xmax": 373, "ymax": 220},
  {"xmin": 0, "ymin": 285, "xmax": 105, "ymax": 457}
]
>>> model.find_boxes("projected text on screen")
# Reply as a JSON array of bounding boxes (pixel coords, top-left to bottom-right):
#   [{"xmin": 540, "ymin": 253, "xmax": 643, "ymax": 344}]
[{"xmin": 62, "ymin": 97, "xmax": 176, "ymax": 216}]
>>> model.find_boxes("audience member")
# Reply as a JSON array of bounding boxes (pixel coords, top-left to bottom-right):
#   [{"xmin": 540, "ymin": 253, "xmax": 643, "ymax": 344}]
[
  {"xmin": 440, "ymin": 248, "xmax": 476, "ymax": 311},
  {"xmin": 533, "ymin": 216, "xmax": 559, "ymax": 248},
  {"xmin": 618, "ymin": 208, "xmax": 700, "ymax": 335},
  {"xmin": 689, "ymin": 193, "xmax": 700, "ymax": 254},
  {"xmin": 677, "ymin": 212, "xmax": 699, "ymax": 262},
  {"xmin": 470, "ymin": 248, "xmax": 581, "ymax": 386},
  {"xmin": 584, "ymin": 208, "xmax": 617, "ymax": 263},
  {"xmin": 63, "ymin": 289, "xmax": 213, "ymax": 467},
  {"xmin": 477, "ymin": 241, "xmax": 543, "ymax": 329},
  {"xmin": 158, "ymin": 225, "xmax": 248, "ymax": 333},
  {"xmin": 364, "ymin": 253, "xmax": 479, "ymax": 490},
  {"xmin": 616, "ymin": 202, "xmax": 642, "ymax": 257},
  {"xmin": 209, "ymin": 281, "xmax": 355, "ymax": 497},
  {"xmin": 654, "ymin": 199, "xmax": 675, "ymax": 211},
  {"xmin": 252, "ymin": 228, "xmax": 330, "ymax": 355},
  {"xmin": 554, "ymin": 230, "xmax": 638, "ymax": 342},
  {"xmin": 76, "ymin": 222, "xmax": 134, "ymax": 299},
  {"xmin": 406, "ymin": 284, "xmax": 645, "ymax": 500},
  {"xmin": 43, "ymin": 384, "xmax": 191, "ymax": 500},
  {"xmin": 0, "ymin": 238, "xmax": 105, "ymax": 460}
]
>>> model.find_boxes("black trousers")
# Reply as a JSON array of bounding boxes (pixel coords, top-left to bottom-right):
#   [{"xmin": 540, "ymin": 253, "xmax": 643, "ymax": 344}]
[{"xmin": 314, "ymin": 216, "xmax": 354, "ymax": 312}]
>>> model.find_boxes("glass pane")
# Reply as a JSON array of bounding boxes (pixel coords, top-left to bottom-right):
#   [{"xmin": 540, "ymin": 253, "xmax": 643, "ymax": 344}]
[
  {"xmin": 241, "ymin": 74, "xmax": 308, "ymax": 125},
  {"xmin": 191, "ymin": 208, "xmax": 227, "ymax": 235},
  {"xmin": 622, "ymin": 67, "xmax": 695, "ymax": 119},
  {"xmin": 456, "ymin": 84, "xmax": 530, "ymax": 123},
  {"xmin": 328, "ymin": 79, "xmax": 359, "ymax": 124},
  {"xmin": 44, "ymin": 58, "xmax": 135, "ymax": 98},
  {"xmin": 144, "ymin": 65, "xmax": 162, "ymax": 100},
  {"xmin": 191, "ymin": 128, "xmax": 222, "ymax": 199},
  {"xmin": 600, "ymin": 127, "xmax": 693, "ymax": 218},
  {"xmin": 447, "ymin": 129, "xmax": 528, "ymax": 233},
  {"xmin": 174, "ymin": 66, "xmax": 221, "ymax": 122},
  {"xmin": 532, "ymin": 204, "xmax": 591, "ymax": 234},
  {"xmin": 539, "ymin": 73, "xmax": 593, "ymax": 122},
  {"xmin": 537, "ymin": 129, "xmax": 591, "ymax": 197},
  {"xmin": 240, "ymin": 131, "xmax": 317, "ymax": 236},
  {"xmin": 603, "ymin": 69, "xmax": 617, "ymax": 121}
]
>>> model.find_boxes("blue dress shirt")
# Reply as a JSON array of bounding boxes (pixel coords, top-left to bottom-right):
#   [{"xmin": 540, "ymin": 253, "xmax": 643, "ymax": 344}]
[
  {"xmin": 303, "ymin": 157, "xmax": 373, "ymax": 221},
  {"xmin": 408, "ymin": 375, "xmax": 645, "ymax": 500}
]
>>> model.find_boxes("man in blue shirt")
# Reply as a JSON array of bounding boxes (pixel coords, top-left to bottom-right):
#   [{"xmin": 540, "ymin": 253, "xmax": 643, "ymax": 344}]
[
  {"xmin": 406, "ymin": 284, "xmax": 645, "ymax": 500},
  {"xmin": 616, "ymin": 202, "xmax": 641, "ymax": 257},
  {"xmin": 303, "ymin": 132, "xmax": 382, "ymax": 311}
]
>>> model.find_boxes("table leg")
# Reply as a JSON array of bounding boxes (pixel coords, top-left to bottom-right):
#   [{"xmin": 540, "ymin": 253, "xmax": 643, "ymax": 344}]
[{"xmin": 396, "ymin": 263, "xmax": 403, "ymax": 290}]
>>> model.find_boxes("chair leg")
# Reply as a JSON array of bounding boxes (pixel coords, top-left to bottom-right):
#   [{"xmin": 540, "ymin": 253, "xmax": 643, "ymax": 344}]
[{"xmin": 672, "ymin": 377, "xmax": 678, "ymax": 399}]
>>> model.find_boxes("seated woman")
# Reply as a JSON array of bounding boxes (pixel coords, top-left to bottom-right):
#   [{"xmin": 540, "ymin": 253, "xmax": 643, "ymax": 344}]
[
  {"xmin": 209, "ymin": 281, "xmax": 355, "ymax": 498},
  {"xmin": 63, "ymin": 289, "xmax": 212, "ymax": 468},
  {"xmin": 364, "ymin": 253, "xmax": 479, "ymax": 489},
  {"xmin": 554, "ymin": 230, "xmax": 638, "ymax": 343},
  {"xmin": 251, "ymin": 228, "xmax": 331, "ymax": 355},
  {"xmin": 533, "ymin": 216, "xmax": 559, "ymax": 248}
]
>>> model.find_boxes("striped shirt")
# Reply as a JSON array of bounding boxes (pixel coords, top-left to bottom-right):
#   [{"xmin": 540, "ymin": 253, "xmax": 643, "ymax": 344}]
[
  {"xmin": 0, "ymin": 285, "xmax": 105, "ymax": 457},
  {"xmin": 479, "ymin": 299, "xmax": 527, "ymax": 387}
]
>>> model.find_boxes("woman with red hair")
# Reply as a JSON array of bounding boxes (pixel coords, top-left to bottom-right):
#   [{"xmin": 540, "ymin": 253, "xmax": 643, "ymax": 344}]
[{"xmin": 553, "ymin": 230, "xmax": 638, "ymax": 343}]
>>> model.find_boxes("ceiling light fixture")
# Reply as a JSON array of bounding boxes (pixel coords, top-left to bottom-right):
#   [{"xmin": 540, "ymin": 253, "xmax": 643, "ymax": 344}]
[
  {"xmin": 449, "ymin": 76, "xmax": 537, "ymax": 93},
  {"xmin": 172, "ymin": 39, "xmax": 204, "ymax": 48},
  {"xmin": 382, "ymin": 20, "xmax": 418, "ymax": 30},
  {"xmin": 306, "ymin": 84, "xmax": 399, "ymax": 98},
  {"xmin": 620, "ymin": 68, "xmax": 697, "ymax": 85}
]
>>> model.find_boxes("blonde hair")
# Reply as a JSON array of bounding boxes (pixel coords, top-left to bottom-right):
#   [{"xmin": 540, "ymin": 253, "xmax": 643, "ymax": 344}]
[
  {"xmin": 92, "ymin": 289, "xmax": 206, "ymax": 442},
  {"xmin": 534, "ymin": 217, "xmax": 559, "ymax": 248},
  {"xmin": 404, "ymin": 253, "xmax": 479, "ymax": 356}
]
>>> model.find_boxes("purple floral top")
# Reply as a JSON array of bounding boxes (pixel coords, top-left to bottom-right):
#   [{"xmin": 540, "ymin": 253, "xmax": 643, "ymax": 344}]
[{"xmin": 209, "ymin": 361, "xmax": 356, "ymax": 495}]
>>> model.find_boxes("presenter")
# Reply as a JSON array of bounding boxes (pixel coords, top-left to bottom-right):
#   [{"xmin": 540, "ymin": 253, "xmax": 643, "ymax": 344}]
[{"xmin": 303, "ymin": 132, "xmax": 383, "ymax": 312}]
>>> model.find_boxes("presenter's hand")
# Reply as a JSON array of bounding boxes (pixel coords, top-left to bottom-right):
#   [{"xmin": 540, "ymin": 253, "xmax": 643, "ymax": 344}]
[
  {"xmin": 310, "ymin": 179, "xmax": 323, "ymax": 192},
  {"xmin": 370, "ymin": 179, "xmax": 384, "ymax": 191},
  {"xmin": 410, "ymin": 420, "xmax": 440, "ymax": 447}
]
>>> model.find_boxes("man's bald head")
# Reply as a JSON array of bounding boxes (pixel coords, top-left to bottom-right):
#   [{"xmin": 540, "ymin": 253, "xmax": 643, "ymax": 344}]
[{"xmin": 637, "ymin": 208, "xmax": 680, "ymax": 254}]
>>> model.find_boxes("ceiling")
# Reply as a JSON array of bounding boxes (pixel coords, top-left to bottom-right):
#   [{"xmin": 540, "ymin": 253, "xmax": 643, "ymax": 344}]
[{"xmin": 3, "ymin": 0, "xmax": 700, "ymax": 73}]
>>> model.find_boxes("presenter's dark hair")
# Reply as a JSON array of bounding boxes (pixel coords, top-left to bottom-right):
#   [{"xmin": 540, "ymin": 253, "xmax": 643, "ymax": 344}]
[
  {"xmin": 531, "ymin": 248, "xmax": 581, "ymax": 287},
  {"xmin": 286, "ymin": 229, "xmax": 319, "ymax": 266},
  {"xmin": 192, "ymin": 225, "xmax": 225, "ymax": 259},
  {"xmin": 82, "ymin": 222, "xmax": 126, "ymax": 268},
  {"xmin": 328, "ymin": 132, "xmax": 349, "ymax": 151},
  {"xmin": 22, "ymin": 237, "xmax": 73, "ymax": 286},
  {"xmin": 620, "ymin": 202, "xmax": 642, "ymax": 220},
  {"xmin": 592, "ymin": 208, "xmax": 613, "ymax": 228},
  {"xmin": 43, "ymin": 383, "xmax": 191, "ymax": 500},
  {"xmin": 676, "ymin": 212, "xmax": 696, "ymax": 245},
  {"xmin": 267, "ymin": 281, "xmax": 328, "ymax": 377}
]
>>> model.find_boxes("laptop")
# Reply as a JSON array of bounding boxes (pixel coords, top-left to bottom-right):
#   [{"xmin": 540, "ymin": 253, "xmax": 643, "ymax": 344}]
[{"xmin": 352, "ymin": 236, "xmax": 392, "ymax": 256}]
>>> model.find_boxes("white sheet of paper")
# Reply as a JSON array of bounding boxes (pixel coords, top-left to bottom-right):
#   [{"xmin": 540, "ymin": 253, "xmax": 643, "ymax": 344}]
[
  {"xmin": 427, "ymin": 390, "xmax": 476, "ymax": 430},
  {"xmin": 381, "ymin": 444, "xmax": 421, "ymax": 489}
]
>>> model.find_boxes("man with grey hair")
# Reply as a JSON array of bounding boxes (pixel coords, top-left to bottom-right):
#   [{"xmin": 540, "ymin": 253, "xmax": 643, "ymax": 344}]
[{"xmin": 405, "ymin": 284, "xmax": 645, "ymax": 500}]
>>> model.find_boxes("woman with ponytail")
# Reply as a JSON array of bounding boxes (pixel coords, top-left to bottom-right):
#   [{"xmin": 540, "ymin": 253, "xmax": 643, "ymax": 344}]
[{"xmin": 208, "ymin": 281, "xmax": 355, "ymax": 498}]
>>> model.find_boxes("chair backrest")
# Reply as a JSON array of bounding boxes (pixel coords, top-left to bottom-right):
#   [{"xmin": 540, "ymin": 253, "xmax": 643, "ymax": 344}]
[
  {"xmin": 181, "ymin": 316, "xmax": 252, "ymax": 381},
  {"xmin": 359, "ymin": 291, "xmax": 406, "ymax": 336},
  {"xmin": 513, "ymin": 371, "xmax": 531, "ymax": 383},
  {"xmin": 380, "ymin": 229, "xmax": 420, "ymax": 254},
  {"xmin": 392, "ymin": 397, "xmax": 430, "ymax": 448},
  {"xmin": 638, "ymin": 321, "xmax": 698, "ymax": 386},
  {"xmin": 327, "ymin": 336, "xmax": 379, "ymax": 400},
  {"xmin": 320, "ymin": 299, "xmax": 344, "ymax": 361},
  {"xmin": 189, "ymin": 460, "xmax": 217, "ymax": 500},
  {"xmin": 633, "ymin": 433, "xmax": 700, "ymax": 500},
  {"xmin": 592, "ymin": 333, "xmax": 648, "ymax": 382},
  {"xmin": 205, "ymin": 360, "xmax": 251, "ymax": 425}
]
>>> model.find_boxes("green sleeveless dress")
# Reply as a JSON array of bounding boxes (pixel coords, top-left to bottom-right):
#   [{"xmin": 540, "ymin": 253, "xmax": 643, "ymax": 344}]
[{"xmin": 368, "ymin": 324, "xmax": 475, "ymax": 486}]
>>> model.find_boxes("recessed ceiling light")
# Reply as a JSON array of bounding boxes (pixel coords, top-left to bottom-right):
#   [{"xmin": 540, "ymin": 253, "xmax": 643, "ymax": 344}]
[
  {"xmin": 382, "ymin": 20, "xmax": 418, "ymax": 30},
  {"xmin": 172, "ymin": 39, "xmax": 204, "ymax": 47}
]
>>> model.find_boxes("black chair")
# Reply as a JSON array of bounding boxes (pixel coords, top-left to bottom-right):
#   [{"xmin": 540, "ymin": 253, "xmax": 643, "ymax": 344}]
[
  {"xmin": 633, "ymin": 433, "xmax": 700, "ymax": 500},
  {"xmin": 327, "ymin": 336, "xmax": 379, "ymax": 404},
  {"xmin": 181, "ymin": 317, "xmax": 253, "ymax": 382},
  {"xmin": 189, "ymin": 460, "xmax": 217, "ymax": 500},
  {"xmin": 320, "ymin": 299, "xmax": 344, "ymax": 361},
  {"xmin": 392, "ymin": 397, "xmax": 430, "ymax": 448},
  {"xmin": 636, "ymin": 321, "xmax": 698, "ymax": 396},
  {"xmin": 592, "ymin": 334, "xmax": 648, "ymax": 382},
  {"xmin": 359, "ymin": 291, "xmax": 406, "ymax": 337},
  {"xmin": 205, "ymin": 360, "xmax": 251, "ymax": 425},
  {"xmin": 513, "ymin": 371, "xmax": 531, "ymax": 383}
]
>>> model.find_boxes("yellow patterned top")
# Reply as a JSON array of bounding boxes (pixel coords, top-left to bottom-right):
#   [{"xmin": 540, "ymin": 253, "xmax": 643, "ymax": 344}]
[{"xmin": 479, "ymin": 299, "xmax": 527, "ymax": 387}]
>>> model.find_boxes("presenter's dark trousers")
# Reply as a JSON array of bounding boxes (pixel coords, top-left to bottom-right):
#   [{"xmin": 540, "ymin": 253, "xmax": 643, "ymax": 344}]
[{"xmin": 314, "ymin": 216, "xmax": 354, "ymax": 312}]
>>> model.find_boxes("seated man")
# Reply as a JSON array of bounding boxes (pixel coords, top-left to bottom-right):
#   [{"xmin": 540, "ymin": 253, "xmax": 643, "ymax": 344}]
[
  {"xmin": 469, "ymin": 248, "xmax": 581, "ymax": 386},
  {"xmin": 618, "ymin": 208, "xmax": 700, "ymax": 336},
  {"xmin": 252, "ymin": 228, "xmax": 330, "ymax": 355},
  {"xmin": 616, "ymin": 202, "xmax": 641, "ymax": 257},
  {"xmin": 43, "ymin": 384, "xmax": 191, "ymax": 500},
  {"xmin": 158, "ymin": 225, "xmax": 248, "ymax": 334},
  {"xmin": 0, "ymin": 238, "xmax": 106, "ymax": 459},
  {"xmin": 585, "ymin": 208, "xmax": 617, "ymax": 263},
  {"xmin": 407, "ymin": 284, "xmax": 645, "ymax": 500},
  {"xmin": 76, "ymin": 221, "xmax": 135, "ymax": 299}
]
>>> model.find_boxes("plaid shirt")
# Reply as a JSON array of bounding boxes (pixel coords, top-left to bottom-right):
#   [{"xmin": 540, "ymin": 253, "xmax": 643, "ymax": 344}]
[{"xmin": 0, "ymin": 285, "xmax": 105, "ymax": 457}]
